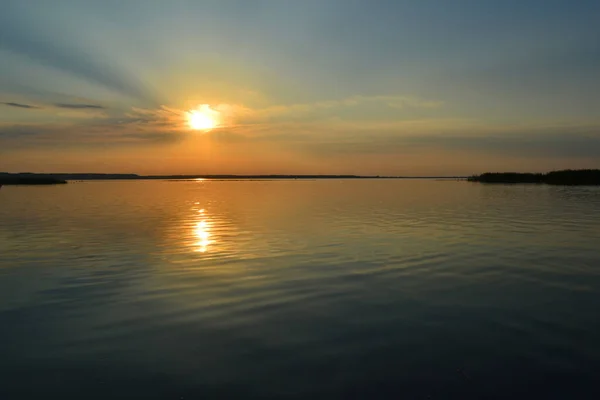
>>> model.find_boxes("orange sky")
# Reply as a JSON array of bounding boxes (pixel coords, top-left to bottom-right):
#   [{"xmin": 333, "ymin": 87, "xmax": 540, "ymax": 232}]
[{"xmin": 1, "ymin": 1, "xmax": 599, "ymax": 175}]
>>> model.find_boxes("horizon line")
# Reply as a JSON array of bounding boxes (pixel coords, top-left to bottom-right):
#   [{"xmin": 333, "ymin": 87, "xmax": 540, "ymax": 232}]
[{"xmin": 0, "ymin": 172, "xmax": 468, "ymax": 179}]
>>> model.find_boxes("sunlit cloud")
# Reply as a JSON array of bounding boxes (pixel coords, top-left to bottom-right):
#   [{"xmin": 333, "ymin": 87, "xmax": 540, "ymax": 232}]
[{"xmin": 125, "ymin": 103, "xmax": 251, "ymax": 133}]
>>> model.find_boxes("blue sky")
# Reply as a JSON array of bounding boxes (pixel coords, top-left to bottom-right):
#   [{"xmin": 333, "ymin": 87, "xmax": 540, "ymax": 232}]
[{"xmin": 1, "ymin": 0, "xmax": 599, "ymax": 174}]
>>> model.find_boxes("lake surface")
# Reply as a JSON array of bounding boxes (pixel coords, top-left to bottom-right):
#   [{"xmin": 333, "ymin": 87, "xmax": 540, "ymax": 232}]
[{"xmin": 1, "ymin": 180, "xmax": 599, "ymax": 399}]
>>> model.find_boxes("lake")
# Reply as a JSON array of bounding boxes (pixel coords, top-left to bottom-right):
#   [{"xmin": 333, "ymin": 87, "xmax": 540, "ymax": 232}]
[{"xmin": 1, "ymin": 180, "xmax": 599, "ymax": 399}]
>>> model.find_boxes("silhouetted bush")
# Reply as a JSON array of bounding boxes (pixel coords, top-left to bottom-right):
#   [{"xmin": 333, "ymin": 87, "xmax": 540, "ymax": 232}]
[{"xmin": 468, "ymin": 169, "xmax": 600, "ymax": 185}]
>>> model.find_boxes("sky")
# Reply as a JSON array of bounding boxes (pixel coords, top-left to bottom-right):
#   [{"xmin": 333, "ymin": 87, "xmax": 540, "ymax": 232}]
[{"xmin": 1, "ymin": 0, "xmax": 599, "ymax": 175}]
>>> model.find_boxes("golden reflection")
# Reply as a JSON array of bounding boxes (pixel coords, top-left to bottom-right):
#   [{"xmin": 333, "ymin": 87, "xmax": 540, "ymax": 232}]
[
  {"xmin": 194, "ymin": 219, "xmax": 212, "ymax": 253},
  {"xmin": 176, "ymin": 203, "xmax": 223, "ymax": 255}
]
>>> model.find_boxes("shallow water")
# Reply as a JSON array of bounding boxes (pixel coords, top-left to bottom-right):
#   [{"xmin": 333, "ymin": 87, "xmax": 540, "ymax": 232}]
[{"xmin": 1, "ymin": 180, "xmax": 599, "ymax": 399}]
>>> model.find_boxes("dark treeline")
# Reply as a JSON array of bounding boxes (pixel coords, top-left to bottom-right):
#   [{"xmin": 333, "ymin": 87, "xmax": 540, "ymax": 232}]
[
  {"xmin": 0, "ymin": 173, "xmax": 67, "ymax": 185},
  {"xmin": 468, "ymin": 169, "xmax": 600, "ymax": 185}
]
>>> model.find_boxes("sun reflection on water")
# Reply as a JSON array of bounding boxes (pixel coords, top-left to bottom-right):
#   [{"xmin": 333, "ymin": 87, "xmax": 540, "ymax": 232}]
[
  {"xmin": 191, "ymin": 207, "xmax": 212, "ymax": 253},
  {"xmin": 194, "ymin": 220, "xmax": 211, "ymax": 252}
]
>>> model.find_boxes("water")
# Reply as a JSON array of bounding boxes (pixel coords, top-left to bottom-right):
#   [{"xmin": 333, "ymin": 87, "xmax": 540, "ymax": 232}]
[{"xmin": 1, "ymin": 180, "xmax": 599, "ymax": 399}]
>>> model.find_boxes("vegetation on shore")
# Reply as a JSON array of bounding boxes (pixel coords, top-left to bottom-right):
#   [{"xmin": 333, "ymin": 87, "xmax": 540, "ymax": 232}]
[
  {"xmin": 0, "ymin": 173, "xmax": 67, "ymax": 185},
  {"xmin": 468, "ymin": 169, "xmax": 600, "ymax": 185}
]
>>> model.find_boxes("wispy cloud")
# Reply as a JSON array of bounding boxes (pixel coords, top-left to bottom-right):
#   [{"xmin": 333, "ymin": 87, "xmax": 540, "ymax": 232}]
[
  {"xmin": 251, "ymin": 95, "xmax": 443, "ymax": 122},
  {"xmin": 119, "ymin": 94, "xmax": 440, "ymax": 134},
  {"xmin": 343, "ymin": 95, "xmax": 443, "ymax": 109},
  {"xmin": 1, "ymin": 99, "xmax": 108, "ymax": 113},
  {"xmin": 54, "ymin": 103, "xmax": 105, "ymax": 110},
  {"xmin": 291, "ymin": 122, "xmax": 600, "ymax": 162},
  {"xmin": 124, "ymin": 103, "xmax": 251, "ymax": 132},
  {"xmin": 1, "ymin": 101, "xmax": 40, "ymax": 109}
]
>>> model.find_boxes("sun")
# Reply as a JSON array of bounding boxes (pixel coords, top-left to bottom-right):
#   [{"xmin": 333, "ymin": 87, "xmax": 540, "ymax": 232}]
[
  {"xmin": 189, "ymin": 111, "xmax": 215, "ymax": 130},
  {"xmin": 187, "ymin": 105, "xmax": 220, "ymax": 130}
]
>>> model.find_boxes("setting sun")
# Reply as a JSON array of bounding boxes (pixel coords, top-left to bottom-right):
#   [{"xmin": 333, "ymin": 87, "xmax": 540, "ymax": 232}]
[{"xmin": 187, "ymin": 105, "xmax": 220, "ymax": 130}]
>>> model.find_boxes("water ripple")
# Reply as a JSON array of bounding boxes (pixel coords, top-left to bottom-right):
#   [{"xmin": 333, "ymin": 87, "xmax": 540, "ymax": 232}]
[{"xmin": 1, "ymin": 180, "xmax": 600, "ymax": 399}]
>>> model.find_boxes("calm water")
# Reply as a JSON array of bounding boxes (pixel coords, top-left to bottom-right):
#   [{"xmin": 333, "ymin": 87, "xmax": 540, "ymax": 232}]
[{"xmin": 1, "ymin": 180, "xmax": 599, "ymax": 399}]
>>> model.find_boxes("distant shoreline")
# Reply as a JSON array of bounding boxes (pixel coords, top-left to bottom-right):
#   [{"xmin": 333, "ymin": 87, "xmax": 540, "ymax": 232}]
[
  {"xmin": 1, "ymin": 172, "xmax": 466, "ymax": 183},
  {"xmin": 468, "ymin": 169, "xmax": 600, "ymax": 185},
  {"xmin": 4, "ymin": 170, "xmax": 600, "ymax": 185}
]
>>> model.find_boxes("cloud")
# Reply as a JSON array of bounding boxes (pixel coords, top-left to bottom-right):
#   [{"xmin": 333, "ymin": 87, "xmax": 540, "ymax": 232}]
[
  {"xmin": 0, "ymin": 99, "xmax": 108, "ymax": 113},
  {"xmin": 1, "ymin": 101, "xmax": 39, "ymax": 109},
  {"xmin": 0, "ymin": 120, "xmax": 177, "ymax": 151},
  {"xmin": 0, "ymin": 125, "xmax": 42, "ymax": 138},
  {"xmin": 0, "ymin": 104, "xmax": 185, "ymax": 149},
  {"xmin": 2, "ymin": 93, "xmax": 598, "ymax": 169},
  {"xmin": 250, "ymin": 94, "xmax": 443, "ymax": 122},
  {"xmin": 54, "ymin": 103, "xmax": 105, "ymax": 110},
  {"xmin": 1, "ymin": 93, "xmax": 439, "ymax": 134},
  {"xmin": 124, "ymin": 103, "xmax": 252, "ymax": 133},
  {"xmin": 292, "ymin": 122, "xmax": 600, "ymax": 162},
  {"xmin": 343, "ymin": 95, "xmax": 443, "ymax": 109}
]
